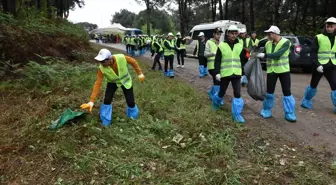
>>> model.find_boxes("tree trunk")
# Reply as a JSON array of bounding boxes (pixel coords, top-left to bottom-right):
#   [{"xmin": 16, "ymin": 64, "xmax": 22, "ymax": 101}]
[
  {"xmin": 249, "ymin": 0, "xmax": 254, "ymax": 31},
  {"xmin": 224, "ymin": 0, "xmax": 229, "ymax": 19},
  {"xmin": 218, "ymin": 0, "xmax": 223, "ymax": 20},
  {"xmin": 241, "ymin": 0, "xmax": 245, "ymax": 23},
  {"xmin": 37, "ymin": 0, "xmax": 41, "ymax": 9},
  {"xmin": 146, "ymin": 0, "xmax": 151, "ymax": 36},
  {"xmin": 323, "ymin": 0, "xmax": 329, "ymax": 17},
  {"xmin": 312, "ymin": 0, "xmax": 316, "ymax": 28},
  {"xmin": 293, "ymin": 0, "xmax": 301, "ymax": 34},
  {"xmin": 3, "ymin": 0, "xmax": 17, "ymax": 15},
  {"xmin": 301, "ymin": 0, "xmax": 309, "ymax": 23},
  {"xmin": 273, "ymin": 0, "xmax": 281, "ymax": 25}
]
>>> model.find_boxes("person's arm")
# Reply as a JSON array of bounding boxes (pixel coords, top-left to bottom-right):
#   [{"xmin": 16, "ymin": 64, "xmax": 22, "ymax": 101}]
[
  {"xmin": 214, "ymin": 48, "xmax": 222, "ymax": 75},
  {"xmin": 164, "ymin": 41, "xmax": 174, "ymax": 50},
  {"xmin": 125, "ymin": 56, "xmax": 143, "ymax": 75},
  {"xmin": 89, "ymin": 69, "xmax": 104, "ymax": 102},
  {"xmin": 193, "ymin": 41, "xmax": 198, "ymax": 56},
  {"xmin": 265, "ymin": 40, "xmax": 290, "ymax": 59},
  {"xmin": 311, "ymin": 36, "xmax": 319, "ymax": 66},
  {"xmin": 176, "ymin": 39, "xmax": 181, "ymax": 48},
  {"xmin": 204, "ymin": 41, "xmax": 214, "ymax": 57}
]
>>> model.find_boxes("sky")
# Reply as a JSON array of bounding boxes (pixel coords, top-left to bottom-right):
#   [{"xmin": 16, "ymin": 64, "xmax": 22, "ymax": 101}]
[{"xmin": 68, "ymin": 0, "xmax": 146, "ymax": 28}]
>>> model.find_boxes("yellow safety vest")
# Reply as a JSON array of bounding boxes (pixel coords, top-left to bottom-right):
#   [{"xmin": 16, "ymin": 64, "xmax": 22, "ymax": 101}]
[
  {"xmin": 218, "ymin": 42, "xmax": 243, "ymax": 77},
  {"xmin": 316, "ymin": 34, "xmax": 336, "ymax": 65},
  {"xmin": 265, "ymin": 38, "xmax": 290, "ymax": 74},
  {"xmin": 152, "ymin": 41, "xmax": 163, "ymax": 53},
  {"xmin": 163, "ymin": 39, "xmax": 175, "ymax": 56},
  {"xmin": 206, "ymin": 39, "xmax": 218, "ymax": 70},
  {"xmin": 99, "ymin": 54, "xmax": 132, "ymax": 89}
]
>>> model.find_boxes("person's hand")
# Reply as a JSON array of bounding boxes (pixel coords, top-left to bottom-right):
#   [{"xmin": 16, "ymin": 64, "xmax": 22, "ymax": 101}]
[
  {"xmin": 80, "ymin": 102, "xmax": 94, "ymax": 112},
  {"xmin": 317, "ymin": 65, "xmax": 324, "ymax": 73},
  {"xmin": 215, "ymin": 74, "xmax": 221, "ymax": 81},
  {"xmin": 138, "ymin": 74, "xmax": 145, "ymax": 82},
  {"xmin": 257, "ymin": 53, "xmax": 265, "ymax": 58}
]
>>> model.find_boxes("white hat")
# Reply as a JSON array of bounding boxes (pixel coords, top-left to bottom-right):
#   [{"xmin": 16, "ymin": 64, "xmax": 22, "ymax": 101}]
[
  {"xmin": 239, "ymin": 28, "xmax": 247, "ymax": 33},
  {"xmin": 146, "ymin": 40, "xmax": 151, "ymax": 44},
  {"xmin": 326, "ymin": 17, "xmax": 336, "ymax": 24},
  {"xmin": 198, "ymin": 32, "xmax": 205, "ymax": 37},
  {"xmin": 94, "ymin": 49, "xmax": 112, "ymax": 61},
  {"xmin": 264, "ymin": 25, "xmax": 280, "ymax": 34},
  {"xmin": 168, "ymin": 32, "xmax": 174, "ymax": 36},
  {"xmin": 227, "ymin": 25, "xmax": 239, "ymax": 31},
  {"xmin": 176, "ymin": 32, "xmax": 181, "ymax": 36}
]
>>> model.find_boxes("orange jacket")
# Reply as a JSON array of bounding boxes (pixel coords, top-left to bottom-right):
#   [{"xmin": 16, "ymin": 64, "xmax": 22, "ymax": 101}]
[{"xmin": 90, "ymin": 56, "xmax": 142, "ymax": 102}]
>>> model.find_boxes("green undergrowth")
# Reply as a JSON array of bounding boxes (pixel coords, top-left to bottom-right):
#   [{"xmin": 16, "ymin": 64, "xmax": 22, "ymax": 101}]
[{"xmin": 1, "ymin": 46, "xmax": 336, "ymax": 184}]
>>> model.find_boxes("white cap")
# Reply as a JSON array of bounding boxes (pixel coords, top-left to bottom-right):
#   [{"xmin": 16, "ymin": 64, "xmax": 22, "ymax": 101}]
[
  {"xmin": 168, "ymin": 32, "xmax": 174, "ymax": 36},
  {"xmin": 326, "ymin": 17, "xmax": 336, "ymax": 24},
  {"xmin": 264, "ymin": 25, "xmax": 280, "ymax": 34},
  {"xmin": 227, "ymin": 25, "xmax": 239, "ymax": 31},
  {"xmin": 239, "ymin": 28, "xmax": 247, "ymax": 33},
  {"xmin": 198, "ymin": 32, "xmax": 205, "ymax": 37},
  {"xmin": 176, "ymin": 32, "xmax": 181, "ymax": 36},
  {"xmin": 146, "ymin": 40, "xmax": 151, "ymax": 44},
  {"xmin": 94, "ymin": 49, "xmax": 112, "ymax": 61}
]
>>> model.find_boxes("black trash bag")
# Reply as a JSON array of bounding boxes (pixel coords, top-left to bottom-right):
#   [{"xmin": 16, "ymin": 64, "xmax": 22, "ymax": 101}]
[{"xmin": 244, "ymin": 56, "xmax": 266, "ymax": 101}]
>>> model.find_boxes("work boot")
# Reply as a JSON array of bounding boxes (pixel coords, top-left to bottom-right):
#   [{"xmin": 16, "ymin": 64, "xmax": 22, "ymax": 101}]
[
  {"xmin": 208, "ymin": 86, "xmax": 215, "ymax": 100},
  {"xmin": 232, "ymin": 97, "xmax": 245, "ymax": 124},
  {"xmin": 169, "ymin": 69, "xmax": 175, "ymax": 78},
  {"xmin": 260, "ymin": 93, "xmax": 275, "ymax": 119},
  {"xmin": 241, "ymin": 75, "xmax": 248, "ymax": 87},
  {"xmin": 126, "ymin": 105, "xmax": 139, "ymax": 119},
  {"xmin": 331, "ymin": 90, "xmax": 336, "ymax": 113},
  {"xmin": 199, "ymin": 65, "xmax": 205, "ymax": 78},
  {"xmin": 283, "ymin": 95, "xmax": 296, "ymax": 122},
  {"xmin": 301, "ymin": 85, "xmax": 317, "ymax": 110},
  {"xmin": 100, "ymin": 104, "xmax": 112, "ymax": 126},
  {"xmin": 212, "ymin": 93, "xmax": 224, "ymax": 110},
  {"xmin": 163, "ymin": 71, "xmax": 169, "ymax": 77},
  {"xmin": 213, "ymin": 85, "xmax": 223, "ymax": 105}
]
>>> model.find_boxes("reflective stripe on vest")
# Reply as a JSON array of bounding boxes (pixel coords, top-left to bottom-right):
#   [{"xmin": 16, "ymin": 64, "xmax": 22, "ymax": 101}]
[
  {"xmin": 265, "ymin": 38, "xmax": 290, "ymax": 74},
  {"xmin": 99, "ymin": 54, "xmax": 132, "ymax": 89},
  {"xmin": 207, "ymin": 39, "xmax": 218, "ymax": 70},
  {"xmin": 218, "ymin": 42, "xmax": 243, "ymax": 77},
  {"xmin": 316, "ymin": 34, "xmax": 336, "ymax": 65},
  {"xmin": 163, "ymin": 40, "xmax": 175, "ymax": 56}
]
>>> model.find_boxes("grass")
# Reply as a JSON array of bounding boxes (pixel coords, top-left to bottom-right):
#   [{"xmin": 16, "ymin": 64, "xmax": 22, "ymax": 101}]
[{"xmin": 1, "ymin": 46, "xmax": 336, "ymax": 184}]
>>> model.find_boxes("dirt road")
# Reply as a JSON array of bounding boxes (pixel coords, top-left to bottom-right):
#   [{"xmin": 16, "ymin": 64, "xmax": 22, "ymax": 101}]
[{"xmin": 100, "ymin": 42, "xmax": 336, "ymax": 154}]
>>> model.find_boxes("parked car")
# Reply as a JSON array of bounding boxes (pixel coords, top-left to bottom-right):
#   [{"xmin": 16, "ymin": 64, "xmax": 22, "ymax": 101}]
[{"xmin": 257, "ymin": 35, "xmax": 315, "ymax": 73}]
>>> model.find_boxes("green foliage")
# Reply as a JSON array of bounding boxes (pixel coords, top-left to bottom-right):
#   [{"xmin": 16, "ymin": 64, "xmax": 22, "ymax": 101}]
[
  {"xmin": 111, "ymin": 9, "xmax": 136, "ymax": 28},
  {"xmin": 140, "ymin": 23, "xmax": 161, "ymax": 34}
]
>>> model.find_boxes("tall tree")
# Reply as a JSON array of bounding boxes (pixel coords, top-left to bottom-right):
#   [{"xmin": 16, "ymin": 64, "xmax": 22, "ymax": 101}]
[
  {"xmin": 218, "ymin": 0, "xmax": 223, "ymax": 20},
  {"xmin": 241, "ymin": 0, "xmax": 245, "ymax": 23},
  {"xmin": 224, "ymin": 0, "xmax": 229, "ymax": 19},
  {"xmin": 111, "ymin": 9, "xmax": 136, "ymax": 27},
  {"xmin": 2, "ymin": 0, "xmax": 16, "ymax": 15},
  {"xmin": 249, "ymin": 0, "xmax": 255, "ymax": 31},
  {"xmin": 135, "ymin": 0, "xmax": 165, "ymax": 36}
]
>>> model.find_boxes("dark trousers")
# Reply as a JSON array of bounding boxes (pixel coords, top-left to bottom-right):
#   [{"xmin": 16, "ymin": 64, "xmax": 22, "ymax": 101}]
[
  {"xmin": 209, "ymin": 69, "xmax": 221, "ymax": 85},
  {"xmin": 152, "ymin": 52, "xmax": 163, "ymax": 70},
  {"xmin": 130, "ymin": 45, "xmax": 136, "ymax": 51},
  {"xmin": 198, "ymin": 56, "xmax": 207, "ymax": 68},
  {"xmin": 104, "ymin": 83, "xmax": 135, "ymax": 108},
  {"xmin": 177, "ymin": 49, "xmax": 186, "ymax": 65},
  {"xmin": 218, "ymin": 76, "xmax": 241, "ymax": 98},
  {"xmin": 310, "ymin": 66, "xmax": 336, "ymax": 90},
  {"xmin": 164, "ymin": 55, "xmax": 174, "ymax": 72},
  {"xmin": 267, "ymin": 72, "xmax": 291, "ymax": 96},
  {"xmin": 126, "ymin": 44, "xmax": 130, "ymax": 51}
]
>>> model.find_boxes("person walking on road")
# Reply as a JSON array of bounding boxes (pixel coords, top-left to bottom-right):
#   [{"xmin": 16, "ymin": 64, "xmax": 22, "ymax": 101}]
[
  {"xmin": 257, "ymin": 26, "xmax": 296, "ymax": 122},
  {"xmin": 163, "ymin": 32, "xmax": 176, "ymax": 78},
  {"xmin": 238, "ymin": 28, "xmax": 249, "ymax": 86},
  {"xmin": 150, "ymin": 38, "xmax": 163, "ymax": 71},
  {"xmin": 212, "ymin": 25, "xmax": 249, "ymax": 123},
  {"xmin": 80, "ymin": 49, "xmax": 145, "ymax": 126},
  {"xmin": 176, "ymin": 32, "xmax": 186, "ymax": 68},
  {"xmin": 301, "ymin": 17, "xmax": 336, "ymax": 113},
  {"xmin": 194, "ymin": 32, "xmax": 208, "ymax": 78},
  {"xmin": 205, "ymin": 27, "xmax": 223, "ymax": 102}
]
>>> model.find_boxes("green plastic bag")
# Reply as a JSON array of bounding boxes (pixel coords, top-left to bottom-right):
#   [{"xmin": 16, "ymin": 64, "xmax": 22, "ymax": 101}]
[{"xmin": 48, "ymin": 109, "xmax": 85, "ymax": 130}]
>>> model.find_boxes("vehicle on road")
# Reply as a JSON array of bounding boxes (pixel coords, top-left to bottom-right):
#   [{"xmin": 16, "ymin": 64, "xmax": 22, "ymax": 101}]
[
  {"xmin": 257, "ymin": 35, "xmax": 315, "ymax": 73},
  {"xmin": 185, "ymin": 20, "xmax": 246, "ymax": 57}
]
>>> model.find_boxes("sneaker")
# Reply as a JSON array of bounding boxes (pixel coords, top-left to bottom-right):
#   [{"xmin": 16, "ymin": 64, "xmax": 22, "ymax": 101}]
[
  {"xmin": 176, "ymin": 65, "xmax": 181, "ymax": 68},
  {"xmin": 181, "ymin": 65, "xmax": 184, "ymax": 68}
]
